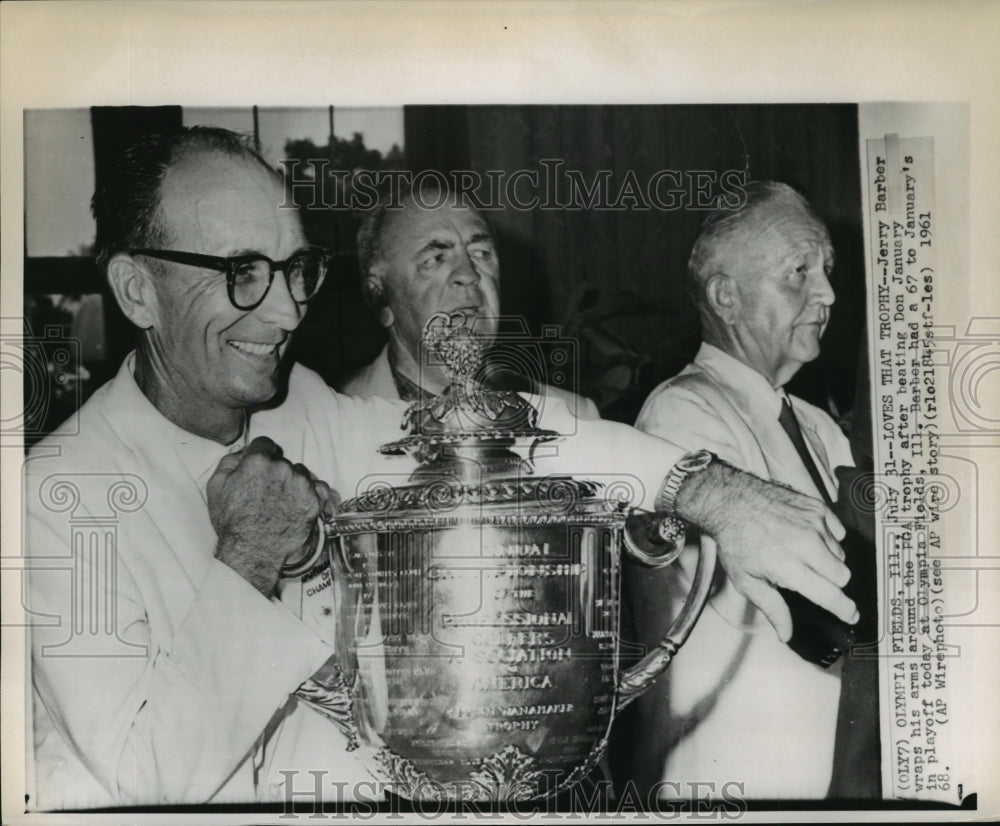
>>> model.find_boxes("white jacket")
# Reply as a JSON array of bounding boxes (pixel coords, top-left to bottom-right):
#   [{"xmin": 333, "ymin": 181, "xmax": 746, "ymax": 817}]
[{"xmin": 625, "ymin": 343, "xmax": 855, "ymax": 799}]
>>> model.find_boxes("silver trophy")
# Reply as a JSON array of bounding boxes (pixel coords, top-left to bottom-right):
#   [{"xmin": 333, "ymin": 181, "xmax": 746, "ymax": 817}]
[{"xmin": 287, "ymin": 313, "xmax": 715, "ymax": 802}]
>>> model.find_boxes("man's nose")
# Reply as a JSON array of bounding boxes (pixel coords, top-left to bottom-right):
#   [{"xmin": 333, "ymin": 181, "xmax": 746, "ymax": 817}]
[
  {"xmin": 256, "ymin": 267, "xmax": 305, "ymax": 329},
  {"xmin": 449, "ymin": 251, "xmax": 481, "ymax": 286},
  {"xmin": 811, "ymin": 270, "xmax": 836, "ymax": 306}
]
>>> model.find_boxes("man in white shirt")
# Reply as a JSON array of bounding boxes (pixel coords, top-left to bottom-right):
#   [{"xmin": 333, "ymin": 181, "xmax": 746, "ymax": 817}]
[
  {"xmin": 24, "ymin": 135, "xmax": 856, "ymax": 809},
  {"xmin": 338, "ymin": 184, "xmax": 600, "ymax": 420},
  {"xmin": 621, "ymin": 181, "xmax": 859, "ymax": 799}
]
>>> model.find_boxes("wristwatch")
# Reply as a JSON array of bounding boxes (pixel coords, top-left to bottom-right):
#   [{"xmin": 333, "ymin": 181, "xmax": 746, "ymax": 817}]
[{"xmin": 655, "ymin": 449, "xmax": 715, "ymax": 514}]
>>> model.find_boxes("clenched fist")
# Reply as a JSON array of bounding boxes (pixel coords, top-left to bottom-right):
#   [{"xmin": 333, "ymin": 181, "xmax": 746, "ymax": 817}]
[{"xmin": 207, "ymin": 437, "xmax": 335, "ymax": 596}]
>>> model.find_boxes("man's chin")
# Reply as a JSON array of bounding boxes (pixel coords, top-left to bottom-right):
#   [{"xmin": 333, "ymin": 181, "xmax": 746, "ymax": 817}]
[
  {"xmin": 231, "ymin": 364, "xmax": 288, "ymax": 410},
  {"xmin": 794, "ymin": 341, "xmax": 823, "ymax": 366}
]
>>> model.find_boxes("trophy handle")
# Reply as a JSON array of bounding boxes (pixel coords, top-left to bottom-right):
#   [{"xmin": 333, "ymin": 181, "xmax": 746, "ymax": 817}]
[{"xmin": 615, "ymin": 534, "xmax": 717, "ymax": 711}]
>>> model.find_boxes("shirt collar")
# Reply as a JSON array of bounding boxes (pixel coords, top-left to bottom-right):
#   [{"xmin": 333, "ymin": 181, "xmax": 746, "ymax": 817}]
[
  {"xmin": 108, "ymin": 352, "xmax": 247, "ymax": 490},
  {"xmin": 386, "ymin": 345, "xmax": 433, "ymax": 403},
  {"xmin": 695, "ymin": 342, "xmax": 786, "ymax": 420}
]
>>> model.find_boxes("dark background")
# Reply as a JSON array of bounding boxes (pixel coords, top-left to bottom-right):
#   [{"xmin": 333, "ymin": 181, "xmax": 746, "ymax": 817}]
[{"xmin": 23, "ymin": 104, "xmax": 865, "ymax": 440}]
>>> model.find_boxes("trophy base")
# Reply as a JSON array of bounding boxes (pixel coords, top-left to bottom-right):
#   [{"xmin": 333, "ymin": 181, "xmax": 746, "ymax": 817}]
[{"xmin": 371, "ymin": 740, "xmax": 607, "ymax": 802}]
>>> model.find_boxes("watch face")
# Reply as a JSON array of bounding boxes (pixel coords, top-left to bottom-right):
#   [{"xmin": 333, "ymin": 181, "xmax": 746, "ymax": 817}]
[{"xmin": 678, "ymin": 450, "xmax": 713, "ymax": 472}]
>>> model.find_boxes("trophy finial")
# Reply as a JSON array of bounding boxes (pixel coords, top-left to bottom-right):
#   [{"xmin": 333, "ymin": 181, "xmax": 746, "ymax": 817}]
[
  {"xmin": 380, "ymin": 312, "xmax": 557, "ymax": 461},
  {"xmin": 422, "ymin": 311, "xmax": 487, "ymax": 382}
]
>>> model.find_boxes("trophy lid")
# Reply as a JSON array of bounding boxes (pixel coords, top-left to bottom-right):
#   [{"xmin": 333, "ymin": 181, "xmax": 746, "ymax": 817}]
[{"xmin": 335, "ymin": 313, "xmax": 607, "ymax": 520}]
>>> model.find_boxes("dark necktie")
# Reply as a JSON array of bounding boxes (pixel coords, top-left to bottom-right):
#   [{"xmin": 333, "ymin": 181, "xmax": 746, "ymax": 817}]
[
  {"xmin": 775, "ymin": 397, "xmax": 855, "ymax": 668},
  {"xmin": 779, "ymin": 398, "xmax": 832, "ymax": 505}
]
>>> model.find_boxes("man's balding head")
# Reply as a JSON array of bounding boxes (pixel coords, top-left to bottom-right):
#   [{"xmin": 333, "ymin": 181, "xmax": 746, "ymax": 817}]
[
  {"xmin": 687, "ymin": 181, "xmax": 836, "ymax": 387},
  {"xmin": 92, "ymin": 126, "xmax": 280, "ymax": 274},
  {"xmin": 687, "ymin": 182, "xmax": 827, "ymax": 307}
]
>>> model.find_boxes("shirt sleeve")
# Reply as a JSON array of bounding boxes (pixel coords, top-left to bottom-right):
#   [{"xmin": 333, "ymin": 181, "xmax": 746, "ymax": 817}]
[
  {"xmin": 313, "ymin": 389, "xmax": 416, "ymax": 501},
  {"xmin": 528, "ymin": 394, "xmax": 686, "ymax": 511},
  {"xmin": 636, "ymin": 381, "xmax": 747, "ymax": 469},
  {"xmin": 26, "ymin": 471, "xmax": 335, "ymax": 806}
]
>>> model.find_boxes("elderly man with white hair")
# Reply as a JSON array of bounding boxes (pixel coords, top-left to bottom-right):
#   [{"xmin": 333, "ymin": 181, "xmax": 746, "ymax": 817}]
[{"xmin": 621, "ymin": 181, "xmax": 869, "ymax": 800}]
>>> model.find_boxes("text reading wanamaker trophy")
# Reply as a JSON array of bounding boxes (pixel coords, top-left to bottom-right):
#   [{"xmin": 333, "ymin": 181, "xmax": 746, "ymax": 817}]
[{"xmin": 287, "ymin": 314, "xmax": 715, "ymax": 801}]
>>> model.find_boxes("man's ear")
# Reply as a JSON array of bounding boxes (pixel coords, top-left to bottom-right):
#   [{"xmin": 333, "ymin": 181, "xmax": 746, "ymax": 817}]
[
  {"xmin": 704, "ymin": 272, "xmax": 738, "ymax": 325},
  {"xmin": 363, "ymin": 276, "xmax": 394, "ymax": 329},
  {"xmin": 106, "ymin": 253, "xmax": 160, "ymax": 330}
]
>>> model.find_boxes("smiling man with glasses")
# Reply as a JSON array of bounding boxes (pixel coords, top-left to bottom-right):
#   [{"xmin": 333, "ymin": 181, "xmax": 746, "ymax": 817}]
[
  {"xmin": 98, "ymin": 137, "xmax": 332, "ymax": 444},
  {"xmin": 25, "ymin": 127, "xmax": 392, "ymax": 806},
  {"xmin": 25, "ymin": 127, "xmax": 859, "ymax": 809}
]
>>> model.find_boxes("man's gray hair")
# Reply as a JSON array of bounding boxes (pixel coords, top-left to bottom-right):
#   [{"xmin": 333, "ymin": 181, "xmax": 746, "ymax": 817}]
[
  {"xmin": 358, "ymin": 178, "xmax": 461, "ymax": 276},
  {"xmin": 356, "ymin": 178, "xmax": 491, "ymax": 309},
  {"xmin": 686, "ymin": 180, "xmax": 822, "ymax": 308},
  {"xmin": 356, "ymin": 191, "xmax": 403, "ymax": 285}
]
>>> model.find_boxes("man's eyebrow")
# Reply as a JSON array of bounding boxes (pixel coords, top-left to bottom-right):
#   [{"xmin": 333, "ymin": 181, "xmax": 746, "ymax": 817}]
[
  {"xmin": 776, "ymin": 250, "xmax": 807, "ymax": 267},
  {"xmin": 468, "ymin": 231, "xmax": 495, "ymax": 245},
  {"xmin": 226, "ymin": 246, "xmax": 309, "ymax": 260},
  {"xmin": 417, "ymin": 238, "xmax": 455, "ymax": 256}
]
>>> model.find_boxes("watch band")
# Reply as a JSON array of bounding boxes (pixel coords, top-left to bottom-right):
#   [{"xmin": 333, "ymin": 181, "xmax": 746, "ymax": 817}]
[{"xmin": 655, "ymin": 449, "xmax": 715, "ymax": 514}]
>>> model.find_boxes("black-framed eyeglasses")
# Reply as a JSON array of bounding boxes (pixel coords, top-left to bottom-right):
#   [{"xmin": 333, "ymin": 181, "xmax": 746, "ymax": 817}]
[{"xmin": 130, "ymin": 247, "xmax": 332, "ymax": 310}]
